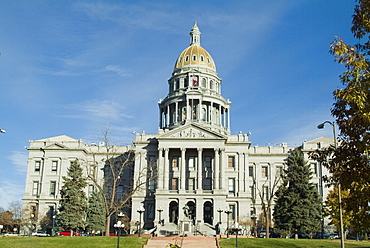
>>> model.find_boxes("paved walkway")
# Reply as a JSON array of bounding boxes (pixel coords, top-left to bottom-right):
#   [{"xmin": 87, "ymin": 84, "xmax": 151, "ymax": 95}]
[{"xmin": 143, "ymin": 236, "xmax": 218, "ymax": 248}]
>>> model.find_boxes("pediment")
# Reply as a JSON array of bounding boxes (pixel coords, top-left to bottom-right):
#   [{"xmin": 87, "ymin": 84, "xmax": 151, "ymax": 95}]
[
  {"xmin": 43, "ymin": 142, "xmax": 68, "ymax": 150},
  {"xmin": 159, "ymin": 123, "xmax": 226, "ymax": 140}
]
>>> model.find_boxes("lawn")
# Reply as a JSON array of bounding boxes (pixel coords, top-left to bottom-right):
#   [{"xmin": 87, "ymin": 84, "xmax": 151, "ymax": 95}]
[
  {"xmin": 2, "ymin": 236, "xmax": 370, "ymax": 248},
  {"xmin": 219, "ymin": 238, "xmax": 370, "ymax": 248},
  {"xmin": 0, "ymin": 236, "xmax": 149, "ymax": 248}
]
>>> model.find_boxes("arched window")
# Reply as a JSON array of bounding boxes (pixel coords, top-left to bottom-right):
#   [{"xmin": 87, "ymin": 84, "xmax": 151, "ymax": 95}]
[
  {"xmin": 185, "ymin": 55, "xmax": 189, "ymax": 62},
  {"xmin": 202, "ymin": 78, "xmax": 206, "ymax": 88},
  {"xmin": 200, "ymin": 55, "xmax": 204, "ymax": 62},
  {"xmin": 193, "ymin": 55, "xmax": 196, "ymax": 61}
]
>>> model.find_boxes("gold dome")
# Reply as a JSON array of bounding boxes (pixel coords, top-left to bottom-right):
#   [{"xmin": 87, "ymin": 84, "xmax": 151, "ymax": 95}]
[
  {"xmin": 174, "ymin": 22, "xmax": 216, "ymax": 73},
  {"xmin": 174, "ymin": 45, "xmax": 216, "ymax": 71}
]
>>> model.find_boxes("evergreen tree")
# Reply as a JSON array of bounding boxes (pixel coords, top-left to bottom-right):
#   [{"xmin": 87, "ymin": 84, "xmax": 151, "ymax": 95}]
[
  {"xmin": 86, "ymin": 191, "xmax": 106, "ymax": 234},
  {"xmin": 273, "ymin": 149, "xmax": 322, "ymax": 237},
  {"xmin": 58, "ymin": 159, "xmax": 87, "ymax": 235}
]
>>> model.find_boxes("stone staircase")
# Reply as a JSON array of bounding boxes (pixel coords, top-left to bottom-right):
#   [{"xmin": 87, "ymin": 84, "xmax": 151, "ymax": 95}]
[{"xmin": 143, "ymin": 236, "xmax": 218, "ymax": 248}]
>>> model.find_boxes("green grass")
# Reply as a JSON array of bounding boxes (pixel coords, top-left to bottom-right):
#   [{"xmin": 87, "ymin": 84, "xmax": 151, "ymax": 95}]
[
  {"xmin": 219, "ymin": 238, "xmax": 370, "ymax": 248},
  {"xmin": 0, "ymin": 236, "xmax": 149, "ymax": 248},
  {"xmin": 2, "ymin": 236, "xmax": 370, "ymax": 248}
]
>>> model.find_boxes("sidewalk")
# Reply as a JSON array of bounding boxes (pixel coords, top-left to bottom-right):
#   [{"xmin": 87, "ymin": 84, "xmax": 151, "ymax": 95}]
[{"xmin": 143, "ymin": 236, "xmax": 218, "ymax": 248}]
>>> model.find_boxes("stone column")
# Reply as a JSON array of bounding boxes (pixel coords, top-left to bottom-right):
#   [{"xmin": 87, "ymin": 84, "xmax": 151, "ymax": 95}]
[
  {"xmin": 214, "ymin": 148, "xmax": 219, "ymax": 190},
  {"xmin": 158, "ymin": 148, "xmax": 164, "ymax": 190},
  {"xmin": 220, "ymin": 148, "xmax": 225, "ymax": 189},
  {"xmin": 164, "ymin": 148, "xmax": 169, "ymax": 190},
  {"xmin": 181, "ymin": 148, "xmax": 186, "ymax": 190},
  {"xmin": 167, "ymin": 105, "xmax": 170, "ymax": 126},
  {"xmin": 175, "ymin": 102, "xmax": 178, "ymax": 124},
  {"xmin": 197, "ymin": 148, "xmax": 203, "ymax": 190},
  {"xmin": 235, "ymin": 153, "xmax": 239, "ymax": 192}
]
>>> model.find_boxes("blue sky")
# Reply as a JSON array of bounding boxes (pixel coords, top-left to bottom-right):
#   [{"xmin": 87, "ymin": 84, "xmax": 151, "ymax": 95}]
[{"xmin": 0, "ymin": 0, "xmax": 356, "ymax": 209}]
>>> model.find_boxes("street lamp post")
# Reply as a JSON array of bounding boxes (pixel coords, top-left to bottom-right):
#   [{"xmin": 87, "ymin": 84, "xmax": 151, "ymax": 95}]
[
  {"xmin": 224, "ymin": 208, "xmax": 232, "ymax": 239},
  {"xmin": 318, "ymin": 121, "xmax": 345, "ymax": 248},
  {"xmin": 52, "ymin": 215, "xmax": 56, "ymax": 236},
  {"xmin": 137, "ymin": 206, "xmax": 145, "ymax": 238},
  {"xmin": 157, "ymin": 206, "xmax": 163, "ymax": 225},
  {"xmin": 217, "ymin": 207, "xmax": 223, "ymax": 224},
  {"xmin": 235, "ymin": 222, "xmax": 240, "ymax": 248},
  {"xmin": 114, "ymin": 212, "xmax": 125, "ymax": 248}
]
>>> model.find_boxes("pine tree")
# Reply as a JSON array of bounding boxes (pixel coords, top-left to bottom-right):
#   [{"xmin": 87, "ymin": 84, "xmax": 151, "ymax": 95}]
[
  {"xmin": 273, "ymin": 149, "xmax": 322, "ymax": 237},
  {"xmin": 58, "ymin": 159, "xmax": 87, "ymax": 235},
  {"xmin": 86, "ymin": 191, "xmax": 106, "ymax": 234}
]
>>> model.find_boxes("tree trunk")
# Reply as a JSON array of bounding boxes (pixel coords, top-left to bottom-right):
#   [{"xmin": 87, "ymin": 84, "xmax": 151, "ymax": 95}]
[
  {"xmin": 105, "ymin": 214, "xmax": 111, "ymax": 236},
  {"xmin": 266, "ymin": 213, "xmax": 270, "ymax": 238}
]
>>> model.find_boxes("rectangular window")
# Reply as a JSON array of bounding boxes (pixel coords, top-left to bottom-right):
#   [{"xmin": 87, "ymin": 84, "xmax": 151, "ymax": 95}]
[
  {"xmin": 228, "ymin": 178, "xmax": 235, "ymax": 193},
  {"xmin": 262, "ymin": 166, "xmax": 268, "ymax": 177},
  {"xmin": 32, "ymin": 181, "xmax": 39, "ymax": 196},
  {"xmin": 250, "ymin": 207, "xmax": 256, "ymax": 217},
  {"xmin": 205, "ymin": 156, "xmax": 212, "ymax": 168},
  {"xmin": 51, "ymin": 161, "xmax": 58, "ymax": 172},
  {"xmin": 250, "ymin": 185, "xmax": 255, "ymax": 199},
  {"xmin": 248, "ymin": 166, "xmax": 254, "ymax": 177},
  {"xmin": 149, "ymin": 180, "xmax": 156, "ymax": 190},
  {"xmin": 188, "ymin": 178, "xmax": 195, "ymax": 190},
  {"xmin": 48, "ymin": 206, "xmax": 54, "ymax": 218},
  {"xmin": 311, "ymin": 163, "xmax": 318, "ymax": 176},
  {"xmin": 229, "ymin": 205, "xmax": 235, "ymax": 221},
  {"xmin": 264, "ymin": 186, "xmax": 269, "ymax": 201},
  {"xmin": 172, "ymin": 157, "xmax": 179, "ymax": 168},
  {"xmin": 89, "ymin": 165, "xmax": 96, "ymax": 177},
  {"xmin": 171, "ymin": 178, "xmax": 178, "ymax": 190},
  {"xmin": 276, "ymin": 166, "xmax": 283, "ymax": 177},
  {"xmin": 228, "ymin": 156, "xmax": 235, "ymax": 168},
  {"xmin": 50, "ymin": 181, "xmax": 56, "ymax": 196},
  {"xmin": 204, "ymin": 178, "xmax": 212, "ymax": 190},
  {"xmin": 188, "ymin": 156, "xmax": 195, "ymax": 168},
  {"xmin": 35, "ymin": 161, "xmax": 41, "ymax": 172}
]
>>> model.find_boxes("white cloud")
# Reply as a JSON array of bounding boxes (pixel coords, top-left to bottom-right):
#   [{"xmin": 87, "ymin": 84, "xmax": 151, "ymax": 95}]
[
  {"xmin": 103, "ymin": 65, "xmax": 131, "ymax": 77},
  {"xmin": 58, "ymin": 99, "xmax": 132, "ymax": 122},
  {"xmin": 0, "ymin": 179, "xmax": 25, "ymax": 210},
  {"xmin": 7, "ymin": 151, "xmax": 28, "ymax": 175}
]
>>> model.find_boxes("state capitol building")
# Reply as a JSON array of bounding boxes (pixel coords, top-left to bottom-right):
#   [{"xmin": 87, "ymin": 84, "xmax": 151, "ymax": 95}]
[{"xmin": 22, "ymin": 22, "xmax": 332, "ymax": 236}]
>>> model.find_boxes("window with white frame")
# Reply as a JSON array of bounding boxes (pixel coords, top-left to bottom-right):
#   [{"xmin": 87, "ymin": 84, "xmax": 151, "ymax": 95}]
[
  {"xmin": 228, "ymin": 178, "xmax": 235, "ymax": 193},
  {"xmin": 311, "ymin": 163, "xmax": 318, "ymax": 176},
  {"xmin": 204, "ymin": 156, "xmax": 211, "ymax": 168},
  {"xmin": 188, "ymin": 178, "xmax": 195, "ymax": 190},
  {"xmin": 262, "ymin": 166, "xmax": 268, "ymax": 177},
  {"xmin": 248, "ymin": 166, "xmax": 254, "ymax": 177},
  {"xmin": 51, "ymin": 161, "xmax": 58, "ymax": 172},
  {"xmin": 171, "ymin": 178, "xmax": 178, "ymax": 190},
  {"xmin": 32, "ymin": 181, "xmax": 39, "ymax": 196},
  {"xmin": 35, "ymin": 161, "xmax": 41, "ymax": 172},
  {"xmin": 50, "ymin": 181, "xmax": 56, "ymax": 196},
  {"xmin": 228, "ymin": 156, "xmax": 235, "ymax": 168},
  {"xmin": 188, "ymin": 156, "xmax": 195, "ymax": 168},
  {"xmin": 172, "ymin": 157, "xmax": 179, "ymax": 168}
]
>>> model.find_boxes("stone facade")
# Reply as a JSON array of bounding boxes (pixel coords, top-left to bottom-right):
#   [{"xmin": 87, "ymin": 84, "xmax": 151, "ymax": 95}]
[{"xmin": 22, "ymin": 23, "xmax": 332, "ymax": 235}]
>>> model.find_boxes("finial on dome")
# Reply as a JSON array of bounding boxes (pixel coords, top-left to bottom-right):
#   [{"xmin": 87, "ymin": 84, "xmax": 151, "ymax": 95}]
[{"xmin": 190, "ymin": 21, "xmax": 201, "ymax": 46}]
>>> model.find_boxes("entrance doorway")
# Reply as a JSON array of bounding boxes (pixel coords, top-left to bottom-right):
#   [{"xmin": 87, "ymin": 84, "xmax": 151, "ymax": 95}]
[
  {"xmin": 203, "ymin": 201, "xmax": 213, "ymax": 225},
  {"xmin": 169, "ymin": 201, "xmax": 179, "ymax": 224}
]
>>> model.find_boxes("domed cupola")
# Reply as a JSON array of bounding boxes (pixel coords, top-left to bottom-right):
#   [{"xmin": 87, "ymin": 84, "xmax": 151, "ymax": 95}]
[
  {"xmin": 158, "ymin": 22, "xmax": 231, "ymax": 135},
  {"xmin": 173, "ymin": 21, "xmax": 217, "ymax": 75}
]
